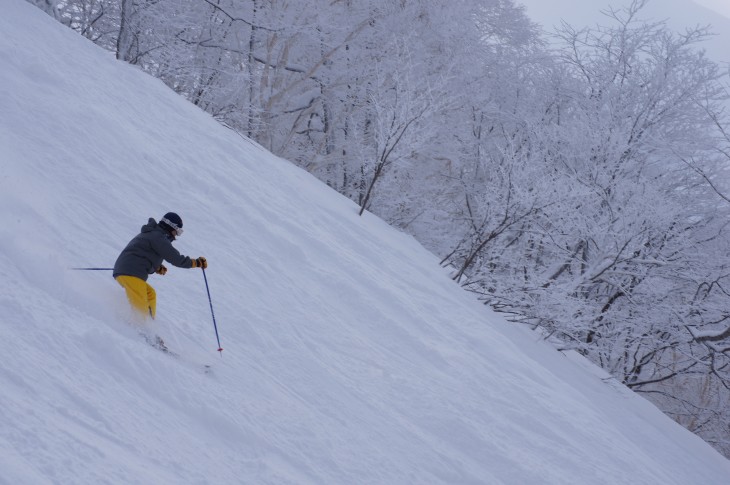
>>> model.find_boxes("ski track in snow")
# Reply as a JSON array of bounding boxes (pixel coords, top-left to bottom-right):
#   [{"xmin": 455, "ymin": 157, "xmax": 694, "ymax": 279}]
[{"xmin": 1, "ymin": 0, "xmax": 730, "ymax": 483}]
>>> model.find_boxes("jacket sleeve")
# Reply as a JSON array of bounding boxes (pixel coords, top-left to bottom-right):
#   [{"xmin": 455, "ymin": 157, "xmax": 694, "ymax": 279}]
[{"xmin": 152, "ymin": 235, "xmax": 193, "ymax": 269}]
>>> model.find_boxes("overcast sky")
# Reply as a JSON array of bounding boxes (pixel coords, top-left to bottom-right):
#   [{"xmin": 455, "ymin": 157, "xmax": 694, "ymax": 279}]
[{"xmin": 692, "ymin": 0, "xmax": 730, "ymax": 18}]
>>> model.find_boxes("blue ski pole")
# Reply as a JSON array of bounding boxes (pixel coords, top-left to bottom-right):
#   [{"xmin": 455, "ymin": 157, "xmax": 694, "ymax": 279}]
[{"xmin": 202, "ymin": 267, "xmax": 224, "ymax": 356}]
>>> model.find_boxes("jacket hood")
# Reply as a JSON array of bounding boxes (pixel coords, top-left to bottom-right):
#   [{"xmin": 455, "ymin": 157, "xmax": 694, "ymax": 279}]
[
  {"xmin": 141, "ymin": 218, "xmax": 159, "ymax": 233},
  {"xmin": 142, "ymin": 217, "xmax": 175, "ymax": 241}
]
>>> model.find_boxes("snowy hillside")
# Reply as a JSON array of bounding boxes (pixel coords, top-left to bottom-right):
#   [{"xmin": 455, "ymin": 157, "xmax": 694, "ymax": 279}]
[{"xmin": 1, "ymin": 0, "xmax": 730, "ymax": 483}]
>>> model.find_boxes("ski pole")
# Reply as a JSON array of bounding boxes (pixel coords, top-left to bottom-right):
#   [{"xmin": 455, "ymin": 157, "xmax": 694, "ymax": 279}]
[
  {"xmin": 70, "ymin": 267, "xmax": 114, "ymax": 270},
  {"xmin": 202, "ymin": 267, "xmax": 224, "ymax": 356}
]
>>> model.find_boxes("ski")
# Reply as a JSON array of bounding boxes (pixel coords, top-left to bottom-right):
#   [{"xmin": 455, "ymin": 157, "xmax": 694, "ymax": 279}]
[{"xmin": 140, "ymin": 332, "xmax": 212, "ymax": 374}]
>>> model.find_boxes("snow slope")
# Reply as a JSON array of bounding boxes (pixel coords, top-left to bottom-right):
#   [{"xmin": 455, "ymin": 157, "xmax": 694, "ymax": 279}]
[{"xmin": 1, "ymin": 1, "xmax": 729, "ymax": 483}]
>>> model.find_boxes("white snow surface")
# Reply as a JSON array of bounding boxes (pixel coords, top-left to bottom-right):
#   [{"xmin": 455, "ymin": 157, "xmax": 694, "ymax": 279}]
[{"xmin": 1, "ymin": 1, "xmax": 729, "ymax": 483}]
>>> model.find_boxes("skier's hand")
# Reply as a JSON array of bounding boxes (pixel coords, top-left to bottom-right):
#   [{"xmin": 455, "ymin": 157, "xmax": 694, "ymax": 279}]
[
  {"xmin": 191, "ymin": 257, "xmax": 207, "ymax": 269},
  {"xmin": 156, "ymin": 264, "xmax": 168, "ymax": 275}
]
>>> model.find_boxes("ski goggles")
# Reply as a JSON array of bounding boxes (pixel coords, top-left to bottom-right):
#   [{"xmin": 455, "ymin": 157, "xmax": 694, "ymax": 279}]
[{"xmin": 161, "ymin": 217, "xmax": 184, "ymax": 236}]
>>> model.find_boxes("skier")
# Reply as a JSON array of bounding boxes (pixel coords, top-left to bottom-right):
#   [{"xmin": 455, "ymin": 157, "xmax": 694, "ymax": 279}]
[{"xmin": 113, "ymin": 212, "xmax": 207, "ymax": 320}]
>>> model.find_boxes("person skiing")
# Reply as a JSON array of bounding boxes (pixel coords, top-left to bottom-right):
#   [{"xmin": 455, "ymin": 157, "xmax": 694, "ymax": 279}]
[{"xmin": 113, "ymin": 212, "xmax": 207, "ymax": 320}]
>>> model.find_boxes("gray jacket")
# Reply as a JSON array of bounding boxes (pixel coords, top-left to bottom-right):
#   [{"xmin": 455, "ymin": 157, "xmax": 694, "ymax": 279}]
[{"xmin": 113, "ymin": 218, "xmax": 193, "ymax": 281}]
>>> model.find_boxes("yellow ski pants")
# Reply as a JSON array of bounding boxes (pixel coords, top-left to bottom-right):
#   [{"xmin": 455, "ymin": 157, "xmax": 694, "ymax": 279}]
[{"xmin": 115, "ymin": 275, "xmax": 156, "ymax": 319}]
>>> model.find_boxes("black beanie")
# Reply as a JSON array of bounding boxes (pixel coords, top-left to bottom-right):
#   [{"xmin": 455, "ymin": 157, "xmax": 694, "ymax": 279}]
[{"xmin": 159, "ymin": 212, "xmax": 183, "ymax": 233}]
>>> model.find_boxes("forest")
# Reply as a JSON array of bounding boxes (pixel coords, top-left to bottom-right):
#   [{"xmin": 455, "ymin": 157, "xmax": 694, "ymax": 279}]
[{"xmin": 31, "ymin": 0, "xmax": 730, "ymax": 457}]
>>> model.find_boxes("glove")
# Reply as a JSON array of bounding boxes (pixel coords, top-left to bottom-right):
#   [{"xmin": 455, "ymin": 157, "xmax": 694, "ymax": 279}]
[
  {"xmin": 191, "ymin": 256, "xmax": 208, "ymax": 269},
  {"xmin": 156, "ymin": 264, "xmax": 168, "ymax": 275}
]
